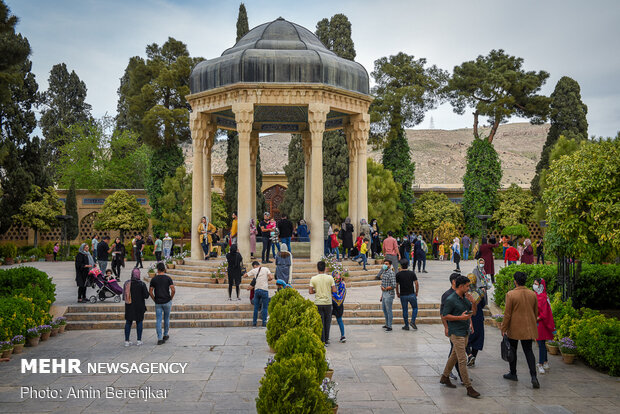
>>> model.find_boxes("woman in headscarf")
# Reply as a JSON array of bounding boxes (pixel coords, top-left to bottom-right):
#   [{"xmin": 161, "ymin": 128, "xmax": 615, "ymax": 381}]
[
  {"xmin": 110, "ymin": 237, "xmax": 126, "ymax": 280},
  {"xmin": 296, "ymin": 219, "xmax": 310, "ymax": 242},
  {"xmin": 341, "ymin": 217, "xmax": 354, "ymax": 259},
  {"xmin": 226, "ymin": 244, "xmax": 243, "ymax": 300},
  {"xmin": 75, "ymin": 243, "xmax": 94, "ymax": 303},
  {"xmin": 198, "ymin": 216, "xmax": 216, "ymax": 260},
  {"xmin": 123, "ymin": 268, "xmax": 149, "ymax": 347},
  {"xmin": 249, "ymin": 219, "xmax": 258, "ymax": 258},
  {"xmin": 534, "ymin": 278, "xmax": 555, "ymax": 374},
  {"xmin": 466, "ymin": 267, "xmax": 487, "ymax": 367},
  {"xmin": 275, "ymin": 245, "xmax": 293, "ymax": 290},
  {"xmin": 452, "ymin": 237, "xmax": 461, "ymax": 271},
  {"xmin": 360, "ymin": 218, "xmax": 371, "ymax": 241},
  {"xmin": 521, "ymin": 239, "xmax": 534, "ymax": 264},
  {"xmin": 369, "ymin": 218, "xmax": 380, "ymax": 258},
  {"xmin": 331, "ymin": 270, "xmax": 347, "ymax": 343},
  {"xmin": 479, "ymin": 237, "xmax": 499, "ymax": 283}
]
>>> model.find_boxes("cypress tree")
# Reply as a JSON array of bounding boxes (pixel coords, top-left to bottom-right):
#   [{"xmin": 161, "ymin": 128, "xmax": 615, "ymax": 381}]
[
  {"xmin": 531, "ymin": 76, "xmax": 588, "ymax": 198},
  {"xmin": 65, "ymin": 179, "xmax": 79, "ymax": 240},
  {"xmin": 382, "ymin": 128, "xmax": 415, "ymax": 228},
  {"xmin": 236, "ymin": 3, "xmax": 249, "ymax": 42},
  {"xmin": 323, "ymin": 131, "xmax": 349, "ymax": 223},
  {"xmin": 279, "ymin": 135, "xmax": 304, "ymax": 221}
]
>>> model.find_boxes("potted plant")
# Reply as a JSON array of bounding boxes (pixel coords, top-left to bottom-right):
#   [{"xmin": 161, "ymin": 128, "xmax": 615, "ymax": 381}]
[
  {"xmin": 174, "ymin": 252, "xmax": 186, "ymax": 265},
  {"xmin": 264, "ymin": 356, "xmax": 276, "ymax": 373},
  {"xmin": 166, "ymin": 258, "xmax": 175, "ymax": 269},
  {"xmin": 212, "ymin": 261, "xmax": 227, "ymax": 284},
  {"xmin": 50, "ymin": 320, "xmax": 60, "ymax": 336},
  {"xmin": 0, "ymin": 341, "xmax": 13, "ymax": 359},
  {"xmin": 325, "ymin": 359, "xmax": 334, "ymax": 379},
  {"xmin": 559, "ymin": 337, "xmax": 577, "ymax": 364},
  {"xmin": 147, "ymin": 264, "xmax": 156, "ymax": 278},
  {"xmin": 0, "ymin": 242, "xmax": 17, "ymax": 265},
  {"xmin": 25, "ymin": 328, "xmax": 40, "ymax": 347},
  {"xmin": 44, "ymin": 242, "xmax": 55, "ymax": 261},
  {"xmin": 55, "ymin": 317, "xmax": 67, "ymax": 333},
  {"xmin": 321, "ymin": 378, "xmax": 339, "ymax": 413},
  {"xmin": 546, "ymin": 339, "xmax": 560, "ymax": 355},
  {"xmin": 492, "ymin": 314, "xmax": 504, "ymax": 329},
  {"xmin": 12, "ymin": 335, "xmax": 26, "ymax": 354},
  {"xmin": 38, "ymin": 324, "xmax": 52, "ymax": 341},
  {"xmin": 375, "ymin": 254, "xmax": 385, "ymax": 265}
]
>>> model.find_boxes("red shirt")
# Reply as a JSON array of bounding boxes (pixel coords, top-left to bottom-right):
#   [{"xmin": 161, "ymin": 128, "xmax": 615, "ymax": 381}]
[
  {"xmin": 505, "ymin": 246, "xmax": 520, "ymax": 262},
  {"xmin": 382, "ymin": 237, "xmax": 399, "ymax": 257}
]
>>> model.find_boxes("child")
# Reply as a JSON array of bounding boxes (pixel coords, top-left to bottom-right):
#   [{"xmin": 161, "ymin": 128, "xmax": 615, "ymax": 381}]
[
  {"xmin": 438, "ymin": 242, "xmax": 445, "ymax": 261},
  {"xmin": 268, "ymin": 218, "xmax": 280, "ymax": 257},
  {"xmin": 352, "ymin": 239, "xmax": 369, "ymax": 270},
  {"xmin": 329, "ymin": 230, "xmax": 340, "ymax": 260},
  {"xmin": 104, "ymin": 269, "xmax": 115, "ymax": 281}
]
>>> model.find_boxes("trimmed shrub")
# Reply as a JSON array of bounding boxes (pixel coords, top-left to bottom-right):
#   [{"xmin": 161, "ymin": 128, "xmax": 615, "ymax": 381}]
[
  {"xmin": 266, "ymin": 295, "xmax": 322, "ymax": 349},
  {"xmin": 494, "ymin": 264, "xmax": 557, "ymax": 307},
  {"xmin": 0, "ymin": 242, "xmax": 18, "ymax": 258},
  {"xmin": 274, "ymin": 327, "xmax": 327, "ymax": 381},
  {"xmin": 268, "ymin": 287, "xmax": 302, "ymax": 314},
  {"xmin": 573, "ymin": 264, "xmax": 620, "ymax": 309},
  {"xmin": 25, "ymin": 247, "xmax": 44, "ymax": 258},
  {"xmin": 256, "ymin": 354, "xmax": 330, "ymax": 414},
  {"xmin": 572, "ymin": 312, "xmax": 620, "ymax": 376},
  {"xmin": 0, "ymin": 267, "xmax": 56, "ymax": 312},
  {"xmin": 0, "ymin": 296, "xmax": 49, "ymax": 341}
]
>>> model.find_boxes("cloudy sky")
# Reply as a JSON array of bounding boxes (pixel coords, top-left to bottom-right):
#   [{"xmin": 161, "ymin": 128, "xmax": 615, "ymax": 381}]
[{"xmin": 8, "ymin": 0, "xmax": 620, "ymax": 137}]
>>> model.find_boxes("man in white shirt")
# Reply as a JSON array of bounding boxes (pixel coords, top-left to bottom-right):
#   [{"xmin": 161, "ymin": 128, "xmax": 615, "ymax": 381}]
[
  {"xmin": 309, "ymin": 261, "xmax": 336, "ymax": 345},
  {"xmin": 245, "ymin": 261, "xmax": 273, "ymax": 327}
]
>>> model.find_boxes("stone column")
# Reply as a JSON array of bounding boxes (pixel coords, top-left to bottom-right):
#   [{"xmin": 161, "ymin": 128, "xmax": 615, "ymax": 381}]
[
  {"xmin": 308, "ymin": 103, "xmax": 329, "ymax": 262},
  {"xmin": 250, "ymin": 131, "xmax": 259, "ymax": 220},
  {"xmin": 346, "ymin": 123, "xmax": 358, "ymax": 236},
  {"xmin": 301, "ymin": 131, "xmax": 312, "ymax": 222},
  {"xmin": 232, "ymin": 103, "xmax": 254, "ymax": 261},
  {"xmin": 190, "ymin": 112, "xmax": 205, "ymax": 260},
  {"xmin": 202, "ymin": 121, "xmax": 216, "ymax": 224},
  {"xmin": 353, "ymin": 114, "xmax": 370, "ymax": 227}
]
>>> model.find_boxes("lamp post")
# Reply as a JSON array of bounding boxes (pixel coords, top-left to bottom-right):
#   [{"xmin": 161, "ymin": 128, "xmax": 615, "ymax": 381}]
[{"xmin": 55, "ymin": 215, "xmax": 73, "ymax": 258}]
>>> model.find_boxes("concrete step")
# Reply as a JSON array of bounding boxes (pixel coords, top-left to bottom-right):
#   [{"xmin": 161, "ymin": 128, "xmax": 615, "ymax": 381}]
[
  {"xmin": 162, "ymin": 272, "xmax": 380, "ymax": 283},
  {"xmin": 168, "ymin": 266, "xmax": 381, "ymax": 278},
  {"xmin": 141, "ymin": 276, "xmax": 381, "ymax": 289}
]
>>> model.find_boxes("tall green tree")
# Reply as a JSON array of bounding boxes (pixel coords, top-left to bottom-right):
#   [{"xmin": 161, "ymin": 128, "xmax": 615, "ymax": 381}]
[
  {"xmin": 492, "ymin": 183, "xmax": 534, "ymax": 228},
  {"xmin": 315, "ymin": 14, "xmax": 355, "ymax": 60},
  {"xmin": 65, "ymin": 179, "xmax": 79, "ymax": 240},
  {"xmin": 39, "ymin": 62, "xmax": 92, "ymax": 163},
  {"xmin": 445, "ymin": 49, "xmax": 550, "ymax": 143},
  {"xmin": 146, "ymin": 144, "xmax": 184, "ymax": 234},
  {"xmin": 236, "ymin": 3, "xmax": 249, "ymax": 42},
  {"xmin": 94, "ymin": 190, "xmax": 149, "ymax": 242},
  {"xmin": 157, "ymin": 166, "xmax": 192, "ymax": 238},
  {"xmin": 0, "ymin": 1, "xmax": 39, "ymax": 233},
  {"xmin": 279, "ymin": 135, "xmax": 304, "ymax": 221},
  {"xmin": 462, "ymin": 138, "xmax": 502, "ymax": 235},
  {"xmin": 531, "ymin": 76, "xmax": 588, "ymax": 198},
  {"xmin": 12, "ymin": 185, "xmax": 63, "ymax": 247},
  {"xmin": 382, "ymin": 128, "xmax": 415, "ymax": 227},
  {"xmin": 412, "ymin": 192, "xmax": 464, "ymax": 234}
]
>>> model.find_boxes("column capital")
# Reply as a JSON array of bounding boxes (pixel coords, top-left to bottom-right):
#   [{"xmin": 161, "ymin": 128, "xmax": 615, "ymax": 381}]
[
  {"xmin": 232, "ymin": 102, "xmax": 254, "ymax": 136},
  {"xmin": 190, "ymin": 111, "xmax": 217, "ymax": 146},
  {"xmin": 307, "ymin": 103, "xmax": 329, "ymax": 138}
]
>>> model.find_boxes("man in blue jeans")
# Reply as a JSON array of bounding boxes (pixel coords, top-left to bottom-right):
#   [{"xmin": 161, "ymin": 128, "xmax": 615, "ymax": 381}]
[
  {"xmin": 395, "ymin": 261, "xmax": 419, "ymax": 330},
  {"xmin": 149, "ymin": 262, "xmax": 175, "ymax": 345},
  {"xmin": 245, "ymin": 261, "xmax": 273, "ymax": 327},
  {"xmin": 462, "ymin": 235, "xmax": 471, "ymax": 261}
]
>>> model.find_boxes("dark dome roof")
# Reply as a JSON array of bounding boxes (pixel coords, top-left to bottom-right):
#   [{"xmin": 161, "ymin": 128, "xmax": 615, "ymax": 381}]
[{"xmin": 190, "ymin": 17, "xmax": 369, "ymax": 95}]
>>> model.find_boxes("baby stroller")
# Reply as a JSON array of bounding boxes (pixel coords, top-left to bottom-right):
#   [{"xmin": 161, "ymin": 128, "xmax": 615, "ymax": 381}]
[{"xmin": 86, "ymin": 268, "xmax": 123, "ymax": 303}]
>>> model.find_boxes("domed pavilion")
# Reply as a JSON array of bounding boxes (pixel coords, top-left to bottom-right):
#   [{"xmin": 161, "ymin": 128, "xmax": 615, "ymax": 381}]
[{"xmin": 187, "ymin": 17, "xmax": 372, "ymax": 261}]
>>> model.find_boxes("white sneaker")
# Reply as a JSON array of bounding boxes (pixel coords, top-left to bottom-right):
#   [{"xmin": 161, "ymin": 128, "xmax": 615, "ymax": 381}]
[
  {"xmin": 537, "ymin": 364, "xmax": 545, "ymax": 375},
  {"xmin": 543, "ymin": 361, "xmax": 550, "ymax": 370},
  {"xmin": 136, "ymin": 340, "xmax": 143, "ymax": 346},
  {"xmin": 124, "ymin": 341, "xmax": 131, "ymax": 347}
]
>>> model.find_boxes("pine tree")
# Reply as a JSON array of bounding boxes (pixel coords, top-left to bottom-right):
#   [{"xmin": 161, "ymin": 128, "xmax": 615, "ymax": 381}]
[
  {"xmin": 531, "ymin": 76, "xmax": 588, "ymax": 198},
  {"xmin": 279, "ymin": 135, "xmax": 304, "ymax": 221},
  {"xmin": 65, "ymin": 179, "xmax": 79, "ymax": 240}
]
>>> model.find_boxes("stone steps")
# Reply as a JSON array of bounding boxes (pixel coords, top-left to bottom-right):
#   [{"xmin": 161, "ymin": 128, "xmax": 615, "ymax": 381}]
[{"xmin": 142, "ymin": 277, "xmax": 380, "ymax": 289}]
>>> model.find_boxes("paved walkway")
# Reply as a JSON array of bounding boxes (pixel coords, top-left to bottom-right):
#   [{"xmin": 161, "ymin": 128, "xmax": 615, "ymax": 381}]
[{"xmin": 0, "ymin": 324, "xmax": 618, "ymax": 413}]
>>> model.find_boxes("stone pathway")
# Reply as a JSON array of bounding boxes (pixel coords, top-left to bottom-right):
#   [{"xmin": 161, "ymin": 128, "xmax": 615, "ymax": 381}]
[{"xmin": 0, "ymin": 325, "xmax": 618, "ymax": 413}]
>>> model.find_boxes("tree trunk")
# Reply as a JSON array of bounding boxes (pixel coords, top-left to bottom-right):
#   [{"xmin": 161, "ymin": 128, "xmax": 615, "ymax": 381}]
[
  {"xmin": 473, "ymin": 111, "xmax": 479, "ymax": 139},
  {"xmin": 487, "ymin": 116, "xmax": 501, "ymax": 144},
  {"xmin": 34, "ymin": 228, "xmax": 38, "ymax": 248},
  {"xmin": 120, "ymin": 230, "xmax": 125, "ymax": 243}
]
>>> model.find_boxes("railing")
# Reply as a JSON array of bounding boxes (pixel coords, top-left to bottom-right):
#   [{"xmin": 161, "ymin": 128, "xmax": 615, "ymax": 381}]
[{"xmin": 557, "ymin": 255, "xmax": 581, "ymax": 302}]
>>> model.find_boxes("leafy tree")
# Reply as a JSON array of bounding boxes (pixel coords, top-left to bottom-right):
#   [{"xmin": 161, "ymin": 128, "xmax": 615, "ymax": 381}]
[
  {"xmin": 65, "ymin": 179, "xmax": 79, "ymax": 240},
  {"xmin": 531, "ymin": 76, "xmax": 588, "ymax": 198},
  {"xmin": 211, "ymin": 192, "xmax": 228, "ymax": 230},
  {"xmin": 279, "ymin": 135, "xmax": 304, "ymax": 221},
  {"xmin": 21, "ymin": 136, "xmax": 52, "ymax": 189},
  {"xmin": 94, "ymin": 190, "xmax": 149, "ymax": 242},
  {"xmin": 542, "ymin": 137, "xmax": 620, "ymax": 262},
  {"xmin": 445, "ymin": 49, "xmax": 550, "ymax": 143},
  {"xmin": 501, "ymin": 224, "xmax": 530, "ymax": 241},
  {"xmin": 382, "ymin": 128, "xmax": 415, "ymax": 228},
  {"xmin": 337, "ymin": 159, "xmax": 403, "ymax": 232},
  {"xmin": 492, "ymin": 183, "xmax": 534, "ymax": 228},
  {"xmin": 39, "ymin": 62, "xmax": 92, "ymax": 164},
  {"xmin": 369, "ymin": 52, "xmax": 448, "ymax": 148},
  {"xmin": 315, "ymin": 14, "xmax": 355, "ymax": 60},
  {"xmin": 12, "ymin": 185, "xmax": 62, "ymax": 247},
  {"xmin": 157, "ymin": 166, "xmax": 192, "ymax": 238},
  {"xmin": 412, "ymin": 192, "xmax": 464, "ymax": 234},
  {"xmin": 462, "ymin": 138, "xmax": 502, "ymax": 236},
  {"xmin": 0, "ymin": 2, "xmax": 39, "ymax": 232},
  {"xmin": 236, "ymin": 3, "xmax": 249, "ymax": 42},
  {"xmin": 434, "ymin": 221, "xmax": 459, "ymax": 245},
  {"xmin": 146, "ymin": 144, "xmax": 184, "ymax": 234}
]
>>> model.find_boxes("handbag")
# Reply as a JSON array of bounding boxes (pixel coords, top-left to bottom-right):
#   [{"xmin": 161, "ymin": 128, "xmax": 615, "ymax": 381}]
[{"xmin": 501, "ymin": 334, "xmax": 515, "ymax": 363}]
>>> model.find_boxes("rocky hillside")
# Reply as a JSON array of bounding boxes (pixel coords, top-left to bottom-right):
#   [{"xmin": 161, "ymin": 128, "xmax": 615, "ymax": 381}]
[{"xmin": 188, "ymin": 122, "xmax": 548, "ymax": 186}]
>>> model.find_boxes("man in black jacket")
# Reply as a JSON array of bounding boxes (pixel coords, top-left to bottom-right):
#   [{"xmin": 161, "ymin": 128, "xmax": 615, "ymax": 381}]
[
  {"xmin": 277, "ymin": 214, "xmax": 294, "ymax": 253},
  {"xmin": 97, "ymin": 236, "xmax": 110, "ymax": 273}
]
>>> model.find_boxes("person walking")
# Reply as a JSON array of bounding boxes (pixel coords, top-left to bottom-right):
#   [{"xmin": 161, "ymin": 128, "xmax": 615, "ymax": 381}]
[
  {"xmin": 309, "ymin": 261, "xmax": 336, "ymax": 345},
  {"xmin": 153, "ymin": 234, "xmax": 163, "ymax": 263},
  {"xmin": 97, "ymin": 236, "xmax": 110, "ymax": 273},
  {"xmin": 432, "ymin": 237, "xmax": 440, "ymax": 260},
  {"xmin": 377, "ymin": 259, "xmax": 396, "ymax": 332},
  {"xmin": 53, "ymin": 242, "xmax": 60, "ymax": 261},
  {"xmin": 75, "ymin": 243, "xmax": 94, "ymax": 303},
  {"xmin": 441, "ymin": 273, "xmax": 463, "ymax": 383},
  {"xmin": 501, "ymin": 271, "xmax": 540, "ymax": 389},
  {"xmin": 452, "ymin": 238, "xmax": 461, "ymax": 272},
  {"xmin": 341, "ymin": 217, "xmax": 354, "ymax": 259},
  {"xmin": 162, "ymin": 233, "xmax": 173, "ymax": 261},
  {"xmin": 123, "ymin": 268, "xmax": 149, "ymax": 347},
  {"xmin": 297, "ymin": 219, "xmax": 310, "ymax": 242},
  {"xmin": 91, "ymin": 235, "xmax": 99, "ymax": 263},
  {"xmin": 534, "ymin": 278, "xmax": 555, "ymax": 375},
  {"xmin": 328, "ymin": 229, "xmax": 341, "ymax": 260},
  {"xmin": 466, "ymin": 271, "xmax": 488, "ymax": 367},
  {"xmin": 414, "ymin": 235, "xmax": 428, "ymax": 273},
  {"xmin": 369, "ymin": 218, "xmax": 381, "ymax": 259},
  {"xmin": 396, "ymin": 261, "xmax": 419, "ymax": 330},
  {"xmin": 323, "ymin": 217, "xmax": 331, "ymax": 256},
  {"xmin": 275, "ymin": 245, "xmax": 292, "ymax": 289},
  {"xmin": 249, "ymin": 219, "xmax": 258, "ymax": 258},
  {"xmin": 198, "ymin": 217, "xmax": 216, "ymax": 260},
  {"xmin": 331, "ymin": 270, "xmax": 347, "ymax": 343},
  {"xmin": 245, "ymin": 261, "xmax": 273, "ymax": 327},
  {"xmin": 110, "ymin": 237, "xmax": 126, "ymax": 279},
  {"xmin": 277, "ymin": 214, "xmax": 294, "ymax": 253},
  {"xmin": 438, "ymin": 242, "xmax": 445, "ymax": 261},
  {"xmin": 134, "ymin": 234, "xmax": 145, "ymax": 268},
  {"xmin": 521, "ymin": 239, "xmax": 534, "ymax": 264},
  {"xmin": 440, "ymin": 275, "xmax": 480, "ymax": 398},
  {"xmin": 226, "ymin": 244, "xmax": 243, "ymax": 300},
  {"xmin": 268, "ymin": 218, "xmax": 280, "ymax": 258},
  {"xmin": 536, "ymin": 239, "xmax": 545, "ymax": 264},
  {"xmin": 230, "ymin": 212, "xmax": 238, "ymax": 245},
  {"xmin": 479, "ymin": 237, "xmax": 499, "ymax": 283},
  {"xmin": 259, "ymin": 213, "xmax": 273, "ymax": 263},
  {"xmin": 352, "ymin": 238, "xmax": 369, "ymax": 270},
  {"xmin": 382, "ymin": 231, "xmax": 400, "ymax": 271},
  {"xmin": 462, "ymin": 235, "xmax": 471, "ymax": 261},
  {"xmin": 149, "ymin": 262, "xmax": 175, "ymax": 345}
]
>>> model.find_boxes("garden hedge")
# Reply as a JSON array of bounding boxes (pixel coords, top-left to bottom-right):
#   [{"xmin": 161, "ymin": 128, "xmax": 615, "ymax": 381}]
[
  {"xmin": 274, "ymin": 327, "xmax": 327, "ymax": 381},
  {"xmin": 265, "ymin": 294, "xmax": 322, "ymax": 349}
]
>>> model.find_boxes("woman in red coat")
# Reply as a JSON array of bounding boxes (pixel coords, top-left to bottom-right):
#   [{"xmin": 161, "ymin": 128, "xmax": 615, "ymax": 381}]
[
  {"xmin": 534, "ymin": 278, "xmax": 555, "ymax": 374},
  {"xmin": 478, "ymin": 237, "xmax": 499, "ymax": 283},
  {"xmin": 521, "ymin": 239, "xmax": 535, "ymax": 264}
]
